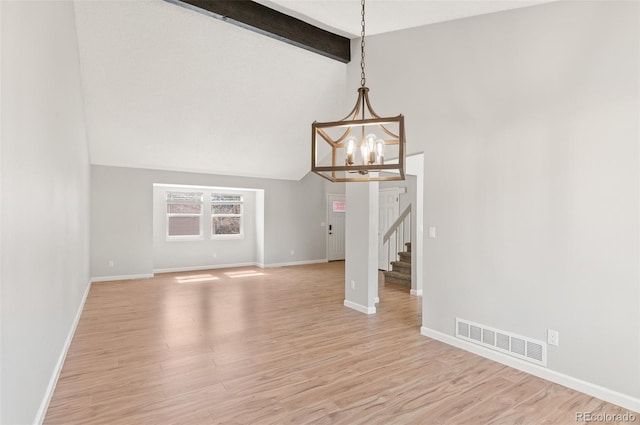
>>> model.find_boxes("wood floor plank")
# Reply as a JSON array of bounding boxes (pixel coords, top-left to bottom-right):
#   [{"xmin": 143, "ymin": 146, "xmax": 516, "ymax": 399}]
[{"xmin": 44, "ymin": 262, "xmax": 637, "ymax": 424}]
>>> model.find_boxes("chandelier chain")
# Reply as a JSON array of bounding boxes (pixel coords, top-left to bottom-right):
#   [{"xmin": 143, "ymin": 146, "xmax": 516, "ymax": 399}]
[{"xmin": 360, "ymin": 0, "xmax": 366, "ymax": 87}]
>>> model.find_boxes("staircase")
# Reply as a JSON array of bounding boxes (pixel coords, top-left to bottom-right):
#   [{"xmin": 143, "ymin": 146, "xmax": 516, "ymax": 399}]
[{"xmin": 383, "ymin": 242, "xmax": 411, "ymax": 287}]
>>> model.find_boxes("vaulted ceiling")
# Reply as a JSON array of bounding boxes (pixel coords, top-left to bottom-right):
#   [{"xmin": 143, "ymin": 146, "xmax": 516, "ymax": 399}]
[
  {"xmin": 257, "ymin": 0, "xmax": 554, "ymax": 37},
  {"xmin": 74, "ymin": 0, "xmax": 553, "ymax": 181}
]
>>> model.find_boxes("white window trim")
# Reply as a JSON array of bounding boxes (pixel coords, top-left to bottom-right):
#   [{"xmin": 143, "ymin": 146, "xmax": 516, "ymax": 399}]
[
  {"xmin": 211, "ymin": 194, "xmax": 244, "ymax": 240},
  {"xmin": 166, "ymin": 192, "xmax": 204, "ymax": 242}
]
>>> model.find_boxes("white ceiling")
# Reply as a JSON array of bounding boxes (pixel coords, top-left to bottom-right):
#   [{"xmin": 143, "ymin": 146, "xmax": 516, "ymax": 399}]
[
  {"xmin": 74, "ymin": 0, "xmax": 553, "ymax": 181},
  {"xmin": 256, "ymin": 0, "xmax": 555, "ymax": 38}
]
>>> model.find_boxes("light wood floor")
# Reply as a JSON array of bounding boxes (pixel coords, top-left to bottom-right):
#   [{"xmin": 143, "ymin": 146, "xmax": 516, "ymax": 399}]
[{"xmin": 46, "ymin": 262, "xmax": 636, "ymax": 425}]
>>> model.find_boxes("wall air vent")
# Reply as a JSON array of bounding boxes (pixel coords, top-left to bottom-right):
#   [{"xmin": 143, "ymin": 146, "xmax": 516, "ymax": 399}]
[{"xmin": 455, "ymin": 318, "xmax": 547, "ymax": 367}]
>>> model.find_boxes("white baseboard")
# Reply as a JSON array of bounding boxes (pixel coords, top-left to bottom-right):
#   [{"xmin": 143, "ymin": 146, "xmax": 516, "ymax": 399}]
[
  {"xmin": 118, "ymin": 259, "xmax": 329, "ymax": 276},
  {"xmin": 154, "ymin": 263, "xmax": 256, "ymax": 274},
  {"xmin": 91, "ymin": 273, "xmax": 154, "ymax": 282},
  {"xmin": 261, "ymin": 259, "xmax": 328, "ymax": 268},
  {"xmin": 34, "ymin": 281, "xmax": 92, "ymax": 425},
  {"xmin": 344, "ymin": 299, "xmax": 376, "ymax": 315},
  {"xmin": 420, "ymin": 326, "xmax": 640, "ymax": 413},
  {"xmin": 410, "ymin": 289, "xmax": 423, "ymax": 296}
]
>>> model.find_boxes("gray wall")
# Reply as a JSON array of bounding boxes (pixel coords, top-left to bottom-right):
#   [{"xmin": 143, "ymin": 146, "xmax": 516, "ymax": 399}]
[
  {"xmin": 153, "ymin": 185, "xmax": 259, "ymax": 270},
  {"xmin": 91, "ymin": 165, "xmax": 328, "ymax": 278},
  {"xmin": 345, "ymin": 182, "xmax": 379, "ymax": 311},
  {"xmin": 1, "ymin": 1, "xmax": 91, "ymax": 423},
  {"xmin": 360, "ymin": 1, "xmax": 640, "ymax": 398}
]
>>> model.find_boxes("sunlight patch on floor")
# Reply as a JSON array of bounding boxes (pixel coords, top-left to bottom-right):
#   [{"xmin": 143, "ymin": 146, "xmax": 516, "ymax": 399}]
[
  {"xmin": 175, "ymin": 274, "xmax": 219, "ymax": 283},
  {"xmin": 224, "ymin": 270, "xmax": 266, "ymax": 279}
]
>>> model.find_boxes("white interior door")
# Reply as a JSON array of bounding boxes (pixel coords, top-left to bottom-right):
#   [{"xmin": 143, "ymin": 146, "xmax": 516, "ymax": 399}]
[
  {"xmin": 378, "ymin": 188, "xmax": 400, "ymax": 270},
  {"xmin": 327, "ymin": 195, "xmax": 345, "ymax": 261}
]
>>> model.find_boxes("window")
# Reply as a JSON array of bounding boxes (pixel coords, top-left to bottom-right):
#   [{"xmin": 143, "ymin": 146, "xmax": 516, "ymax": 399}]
[
  {"xmin": 211, "ymin": 194, "xmax": 243, "ymax": 239},
  {"xmin": 166, "ymin": 192, "xmax": 203, "ymax": 240}
]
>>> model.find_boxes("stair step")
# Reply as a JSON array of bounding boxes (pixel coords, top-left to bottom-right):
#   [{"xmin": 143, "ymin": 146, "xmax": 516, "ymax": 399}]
[
  {"xmin": 405, "ymin": 242, "xmax": 411, "ymax": 252},
  {"xmin": 398, "ymin": 251, "xmax": 411, "ymax": 263},
  {"xmin": 383, "ymin": 271, "xmax": 411, "ymax": 287},
  {"xmin": 390, "ymin": 261, "xmax": 411, "ymax": 274}
]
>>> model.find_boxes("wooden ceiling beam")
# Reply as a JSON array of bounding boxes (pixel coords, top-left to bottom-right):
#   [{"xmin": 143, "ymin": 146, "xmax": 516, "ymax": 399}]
[{"xmin": 164, "ymin": 0, "xmax": 351, "ymax": 63}]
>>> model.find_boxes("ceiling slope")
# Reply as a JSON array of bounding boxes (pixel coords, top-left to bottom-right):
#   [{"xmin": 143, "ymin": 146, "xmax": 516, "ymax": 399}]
[{"xmin": 74, "ymin": 0, "xmax": 347, "ymax": 181}]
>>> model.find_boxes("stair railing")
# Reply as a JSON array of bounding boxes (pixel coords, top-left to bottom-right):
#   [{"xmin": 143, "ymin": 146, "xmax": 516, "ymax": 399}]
[{"xmin": 383, "ymin": 204, "xmax": 411, "ymax": 271}]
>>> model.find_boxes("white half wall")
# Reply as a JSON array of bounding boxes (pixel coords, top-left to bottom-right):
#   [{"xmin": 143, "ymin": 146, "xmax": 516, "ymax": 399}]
[
  {"xmin": 358, "ymin": 0, "xmax": 640, "ymax": 403},
  {"xmin": 1, "ymin": 1, "xmax": 91, "ymax": 423}
]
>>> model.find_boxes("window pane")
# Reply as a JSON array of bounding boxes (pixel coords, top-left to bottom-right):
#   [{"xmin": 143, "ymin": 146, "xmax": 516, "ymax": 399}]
[
  {"xmin": 212, "ymin": 217, "xmax": 241, "ymax": 235},
  {"xmin": 211, "ymin": 204, "xmax": 241, "ymax": 214},
  {"xmin": 167, "ymin": 192, "xmax": 203, "ymax": 202},
  {"xmin": 168, "ymin": 216, "xmax": 200, "ymax": 236},
  {"xmin": 211, "ymin": 194, "xmax": 242, "ymax": 202},
  {"xmin": 167, "ymin": 203, "xmax": 202, "ymax": 214}
]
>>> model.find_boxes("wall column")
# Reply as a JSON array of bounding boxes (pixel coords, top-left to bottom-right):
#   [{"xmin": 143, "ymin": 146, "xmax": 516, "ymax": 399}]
[{"xmin": 344, "ymin": 181, "xmax": 378, "ymax": 314}]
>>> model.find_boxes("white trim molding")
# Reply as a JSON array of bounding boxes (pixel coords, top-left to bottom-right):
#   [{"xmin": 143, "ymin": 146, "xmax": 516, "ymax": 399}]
[
  {"xmin": 154, "ymin": 263, "xmax": 256, "ymax": 274},
  {"xmin": 153, "ymin": 259, "xmax": 330, "ymax": 274},
  {"xmin": 91, "ymin": 273, "xmax": 154, "ymax": 283},
  {"xmin": 34, "ymin": 281, "xmax": 92, "ymax": 425},
  {"xmin": 410, "ymin": 289, "xmax": 422, "ymax": 296},
  {"xmin": 420, "ymin": 326, "xmax": 640, "ymax": 413},
  {"xmin": 344, "ymin": 300, "xmax": 376, "ymax": 315},
  {"xmin": 261, "ymin": 259, "xmax": 328, "ymax": 268}
]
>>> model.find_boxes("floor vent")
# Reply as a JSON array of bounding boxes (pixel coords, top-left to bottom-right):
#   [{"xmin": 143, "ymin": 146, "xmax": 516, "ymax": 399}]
[{"xmin": 456, "ymin": 318, "xmax": 547, "ymax": 366}]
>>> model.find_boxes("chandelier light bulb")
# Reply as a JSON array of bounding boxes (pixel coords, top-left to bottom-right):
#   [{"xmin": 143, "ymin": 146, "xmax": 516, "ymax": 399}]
[
  {"xmin": 366, "ymin": 135, "xmax": 376, "ymax": 164},
  {"xmin": 376, "ymin": 139, "xmax": 385, "ymax": 164},
  {"xmin": 345, "ymin": 137, "xmax": 356, "ymax": 166},
  {"xmin": 360, "ymin": 142, "xmax": 370, "ymax": 165},
  {"xmin": 366, "ymin": 133, "xmax": 377, "ymax": 147}
]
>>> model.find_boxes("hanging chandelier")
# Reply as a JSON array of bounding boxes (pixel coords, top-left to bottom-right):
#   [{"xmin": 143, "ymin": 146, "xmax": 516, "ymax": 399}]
[{"xmin": 311, "ymin": 0, "xmax": 406, "ymax": 182}]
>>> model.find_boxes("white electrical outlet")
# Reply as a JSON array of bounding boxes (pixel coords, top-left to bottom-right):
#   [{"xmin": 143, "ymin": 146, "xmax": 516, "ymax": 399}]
[
  {"xmin": 350, "ymin": 280, "xmax": 355, "ymax": 289},
  {"xmin": 428, "ymin": 226, "xmax": 437, "ymax": 238},
  {"xmin": 547, "ymin": 329, "xmax": 559, "ymax": 347},
  {"xmin": 212, "ymin": 252, "xmax": 217, "ymax": 258},
  {"xmin": 290, "ymin": 249, "xmax": 295, "ymax": 255},
  {"xmin": 108, "ymin": 260, "xmax": 114, "ymax": 267}
]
